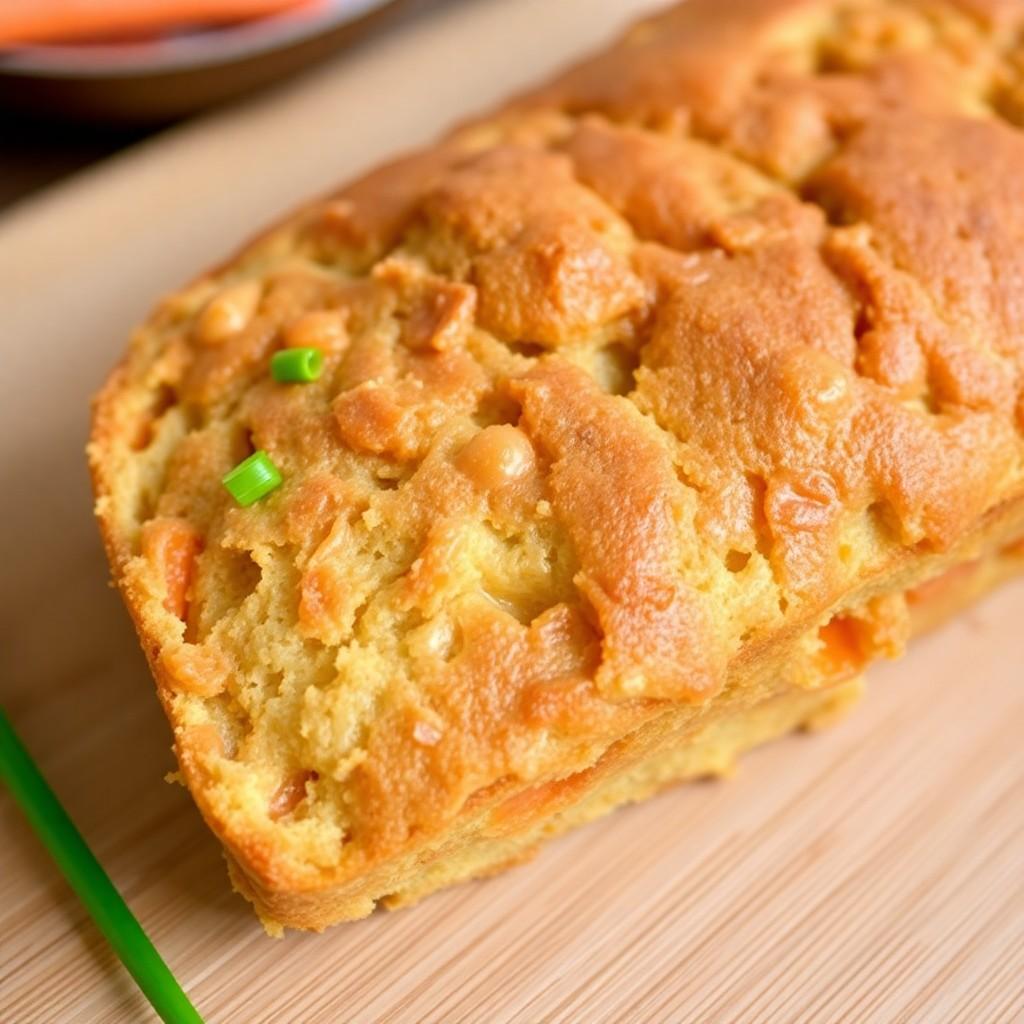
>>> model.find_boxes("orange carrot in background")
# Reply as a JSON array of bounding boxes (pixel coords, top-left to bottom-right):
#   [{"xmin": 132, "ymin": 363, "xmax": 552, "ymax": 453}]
[{"xmin": 0, "ymin": 0, "xmax": 321, "ymax": 46}]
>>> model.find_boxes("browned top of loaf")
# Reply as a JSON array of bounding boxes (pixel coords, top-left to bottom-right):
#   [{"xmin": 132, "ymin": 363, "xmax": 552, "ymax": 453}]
[{"xmin": 90, "ymin": 0, "xmax": 1024, "ymax": 891}]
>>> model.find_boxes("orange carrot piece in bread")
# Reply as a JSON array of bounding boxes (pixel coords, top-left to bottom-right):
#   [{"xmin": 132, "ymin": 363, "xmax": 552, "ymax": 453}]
[
  {"xmin": 0, "ymin": 0, "xmax": 319, "ymax": 46},
  {"xmin": 815, "ymin": 617, "xmax": 864, "ymax": 682},
  {"xmin": 140, "ymin": 517, "xmax": 202, "ymax": 622}
]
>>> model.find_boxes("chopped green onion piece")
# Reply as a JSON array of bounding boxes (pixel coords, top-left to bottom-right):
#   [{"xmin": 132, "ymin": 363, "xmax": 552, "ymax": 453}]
[
  {"xmin": 271, "ymin": 347, "xmax": 323, "ymax": 383},
  {"xmin": 0, "ymin": 707, "xmax": 205, "ymax": 1024},
  {"xmin": 222, "ymin": 450, "xmax": 282, "ymax": 506}
]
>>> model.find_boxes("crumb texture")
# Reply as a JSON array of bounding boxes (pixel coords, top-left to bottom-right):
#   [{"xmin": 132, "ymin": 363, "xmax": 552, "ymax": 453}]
[{"xmin": 90, "ymin": 0, "xmax": 1024, "ymax": 925}]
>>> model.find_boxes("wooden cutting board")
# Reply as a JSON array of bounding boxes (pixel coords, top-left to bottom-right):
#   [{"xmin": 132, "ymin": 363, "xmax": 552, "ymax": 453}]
[{"xmin": 1, "ymin": 1, "xmax": 1022, "ymax": 1020}]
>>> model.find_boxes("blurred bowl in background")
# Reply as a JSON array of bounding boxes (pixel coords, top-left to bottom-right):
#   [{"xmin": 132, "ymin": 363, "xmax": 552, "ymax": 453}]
[{"xmin": 0, "ymin": 0, "xmax": 411, "ymax": 124}]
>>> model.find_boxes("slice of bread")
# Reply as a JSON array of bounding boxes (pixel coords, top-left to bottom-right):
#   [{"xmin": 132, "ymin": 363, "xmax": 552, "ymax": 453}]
[{"xmin": 89, "ymin": 0, "xmax": 1024, "ymax": 932}]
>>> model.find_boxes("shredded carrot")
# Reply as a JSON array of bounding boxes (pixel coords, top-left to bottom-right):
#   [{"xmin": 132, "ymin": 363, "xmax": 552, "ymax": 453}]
[
  {"xmin": 0, "ymin": 0, "xmax": 321, "ymax": 46},
  {"xmin": 140, "ymin": 517, "xmax": 202, "ymax": 622},
  {"xmin": 269, "ymin": 770, "xmax": 318, "ymax": 820},
  {"xmin": 905, "ymin": 560, "xmax": 978, "ymax": 608},
  {"xmin": 815, "ymin": 616, "xmax": 863, "ymax": 680},
  {"xmin": 1001, "ymin": 535, "xmax": 1024, "ymax": 558}
]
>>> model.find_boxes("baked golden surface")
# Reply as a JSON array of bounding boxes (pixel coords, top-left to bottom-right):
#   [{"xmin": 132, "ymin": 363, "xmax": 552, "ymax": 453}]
[{"xmin": 90, "ymin": 0, "xmax": 1024, "ymax": 932}]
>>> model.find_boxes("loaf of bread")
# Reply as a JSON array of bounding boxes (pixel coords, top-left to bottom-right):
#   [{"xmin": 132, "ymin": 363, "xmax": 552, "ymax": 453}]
[{"xmin": 89, "ymin": 0, "xmax": 1024, "ymax": 933}]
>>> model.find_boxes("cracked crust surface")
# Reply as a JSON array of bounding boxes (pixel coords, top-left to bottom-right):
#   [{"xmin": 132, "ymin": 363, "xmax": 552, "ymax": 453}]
[{"xmin": 90, "ymin": 0, "xmax": 1024, "ymax": 931}]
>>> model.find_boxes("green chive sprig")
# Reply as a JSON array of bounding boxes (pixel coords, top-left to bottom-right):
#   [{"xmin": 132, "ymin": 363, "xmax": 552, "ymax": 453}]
[
  {"xmin": 222, "ymin": 450, "xmax": 282, "ymax": 506},
  {"xmin": 0, "ymin": 707, "xmax": 205, "ymax": 1024},
  {"xmin": 271, "ymin": 346, "xmax": 323, "ymax": 383}
]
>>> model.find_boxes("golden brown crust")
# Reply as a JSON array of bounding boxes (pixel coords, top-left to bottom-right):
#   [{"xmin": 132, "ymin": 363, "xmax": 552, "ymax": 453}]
[{"xmin": 89, "ymin": 0, "xmax": 1024, "ymax": 930}]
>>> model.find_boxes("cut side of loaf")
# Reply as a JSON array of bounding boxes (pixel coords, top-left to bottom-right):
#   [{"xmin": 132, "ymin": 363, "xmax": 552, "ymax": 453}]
[{"xmin": 89, "ymin": 0, "xmax": 1024, "ymax": 933}]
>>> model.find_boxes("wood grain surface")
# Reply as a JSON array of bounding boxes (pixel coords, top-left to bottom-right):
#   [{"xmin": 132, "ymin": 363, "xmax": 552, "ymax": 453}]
[{"xmin": 1, "ymin": 1, "xmax": 1022, "ymax": 1020}]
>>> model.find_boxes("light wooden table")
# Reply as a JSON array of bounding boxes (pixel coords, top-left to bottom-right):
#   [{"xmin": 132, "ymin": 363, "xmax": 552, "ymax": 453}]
[{"xmin": 1, "ymin": 1, "xmax": 1022, "ymax": 1020}]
